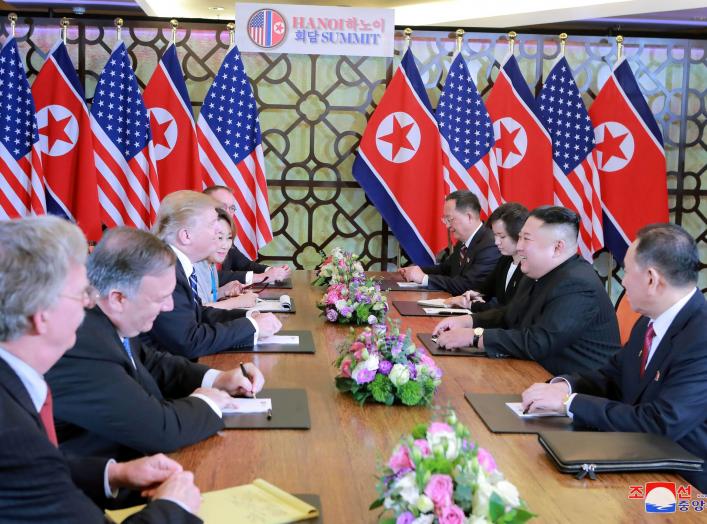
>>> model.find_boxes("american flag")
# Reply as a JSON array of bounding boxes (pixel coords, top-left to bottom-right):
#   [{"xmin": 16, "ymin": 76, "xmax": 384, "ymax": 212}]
[
  {"xmin": 537, "ymin": 57, "xmax": 603, "ymax": 260},
  {"xmin": 197, "ymin": 45, "xmax": 272, "ymax": 260},
  {"xmin": 0, "ymin": 38, "xmax": 45, "ymax": 219},
  {"xmin": 90, "ymin": 42, "xmax": 158, "ymax": 229},
  {"xmin": 248, "ymin": 12, "xmax": 267, "ymax": 47},
  {"xmin": 437, "ymin": 53, "xmax": 500, "ymax": 219}
]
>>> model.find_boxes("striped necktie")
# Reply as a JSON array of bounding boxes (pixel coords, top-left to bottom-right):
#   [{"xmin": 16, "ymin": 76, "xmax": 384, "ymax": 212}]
[
  {"xmin": 122, "ymin": 337, "xmax": 136, "ymax": 369},
  {"xmin": 189, "ymin": 269, "xmax": 200, "ymax": 306}
]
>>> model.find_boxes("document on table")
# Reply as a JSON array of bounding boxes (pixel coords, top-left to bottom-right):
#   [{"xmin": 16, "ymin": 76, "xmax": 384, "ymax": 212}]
[
  {"xmin": 422, "ymin": 307, "xmax": 469, "ymax": 315},
  {"xmin": 222, "ymin": 398, "xmax": 272, "ymax": 415},
  {"xmin": 107, "ymin": 478, "xmax": 319, "ymax": 524},
  {"xmin": 397, "ymin": 281, "xmax": 423, "ymax": 288},
  {"xmin": 256, "ymin": 335, "xmax": 300, "ymax": 345},
  {"xmin": 417, "ymin": 298, "xmax": 448, "ymax": 307},
  {"xmin": 252, "ymin": 294, "xmax": 292, "ymax": 312},
  {"xmin": 506, "ymin": 402, "xmax": 566, "ymax": 418}
]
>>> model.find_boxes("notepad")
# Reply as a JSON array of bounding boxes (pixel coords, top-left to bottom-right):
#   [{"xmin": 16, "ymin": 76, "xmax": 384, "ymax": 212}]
[
  {"xmin": 422, "ymin": 307, "xmax": 469, "ymax": 315},
  {"xmin": 397, "ymin": 281, "xmax": 423, "ymax": 288},
  {"xmin": 417, "ymin": 298, "xmax": 448, "ymax": 307},
  {"xmin": 257, "ymin": 335, "xmax": 300, "ymax": 345},
  {"xmin": 253, "ymin": 295, "xmax": 292, "ymax": 312},
  {"xmin": 222, "ymin": 397, "xmax": 272, "ymax": 414},
  {"xmin": 506, "ymin": 402, "xmax": 566, "ymax": 418},
  {"xmin": 106, "ymin": 478, "xmax": 319, "ymax": 524}
]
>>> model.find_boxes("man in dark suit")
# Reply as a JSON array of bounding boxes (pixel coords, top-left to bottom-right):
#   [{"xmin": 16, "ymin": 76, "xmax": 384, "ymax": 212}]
[
  {"xmin": 203, "ymin": 185, "xmax": 291, "ymax": 285},
  {"xmin": 47, "ymin": 228, "xmax": 266, "ymax": 462},
  {"xmin": 398, "ymin": 190, "xmax": 500, "ymax": 295},
  {"xmin": 0, "ymin": 216, "xmax": 201, "ymax": 523},
  {"xmin": 434, "ymin": 206, "xmax": 620, "ymax": 376},
  {"xmin": 146, "ymin": 191, "xmax": 282, "ymax": 359},
  {"xmin": 522, "ymin": 224, "xmax": 707, "ymax": 491}
]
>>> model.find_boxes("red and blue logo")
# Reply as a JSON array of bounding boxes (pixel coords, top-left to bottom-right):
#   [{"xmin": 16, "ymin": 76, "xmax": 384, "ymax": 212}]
[
  {"xmin": 247, "ymin": 9, "xmax": 287, "ymax": 49},
  {"xmin": 644, "ymin": 482, "xmax": 676, "ymax": 513}
]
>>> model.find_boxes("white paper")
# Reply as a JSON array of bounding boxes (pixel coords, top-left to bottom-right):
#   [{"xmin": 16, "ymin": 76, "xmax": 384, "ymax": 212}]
[
  {"xmin": 256, "ymin": 335, "xmax": 300, "ymax": 345},
  {"xmin": 422, "ymin": 307, "xmax": 469, "ymax": 315},
  {"xmin": 397, "ymin": 282, "xmax": 423, "ymax": 288},
  {"xmin": 252, "ymin": 295, "xmax": 292, "ymax": 312},
  {"xmin": 417, "ymin": 298, "xmax": 448, "ymax": 308},
  {"xmin": 222, "ymin": 398, "xmax": 272, "ymax": 414},
  {"xmin": 505, "ymin": 402, "xmax": 566, "ymax": 418}
]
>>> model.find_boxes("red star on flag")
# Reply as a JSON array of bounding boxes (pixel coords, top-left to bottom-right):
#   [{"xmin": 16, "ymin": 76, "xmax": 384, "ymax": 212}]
[
  {"xmin": 378, "ymin": 116, "xmax": 415, "ymax": 159},
  {"xmin": 496, "ymin": 121, "xmax": 522, "ymax": 159},
  {"xmin": 597, "ymin": 127, "xmax": 628, "ymax": 167},
  {"xmin": 150, "ymin": 113, "xmax": 172, "ymax": 149},
  {"xmin": 39, "ymin": 111, "xmax": 73, "ymax": 149}
]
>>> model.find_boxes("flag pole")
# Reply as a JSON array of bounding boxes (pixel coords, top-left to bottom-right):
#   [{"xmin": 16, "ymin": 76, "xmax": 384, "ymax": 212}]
[
  {"xmin": 227, "ymin": 22, "xmax": 235, "ymax": 50},
  {"xmin": 114, "ymin": 17, "xmax": 123, "ymax": 42},
  {"xmin": 455, "ymin": 28, "xmax": 464, "ymax": 56},
  {"xmin": 60, "ymin": 17, "xmax": 69, "ymax": 45},
  {"xmin": 508, "ymin": 31, "xmax": 517, "ymax": 55},
  {"xmin": 8, "ymin": 13, "xmax": 16, "ymax": 38},
  {"xmin": 170, "ymin": 18, "xmax": 178, "ymax": 46},
  {"xmin": 616, "ymin": 34, "xmax": 624, "ymax": 61},
  {"xmin": 397, "ymin": 28, "xmax": 413, "ymax": 268},
  {"xmin": 559, "ymin": 32, "xmax": 567, "ymax": 56}
]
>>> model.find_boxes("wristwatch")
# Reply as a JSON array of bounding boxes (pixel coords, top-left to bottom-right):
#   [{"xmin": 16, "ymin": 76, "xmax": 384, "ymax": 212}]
[{"xmin": 472, "ymin": 327, "xmax": 484, "ymax": 348}]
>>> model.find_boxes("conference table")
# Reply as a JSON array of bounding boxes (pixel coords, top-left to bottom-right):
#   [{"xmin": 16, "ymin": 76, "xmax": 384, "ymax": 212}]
[{"xmin": 174, "ymin": 270, "xmax": 701, "ymax": 523}]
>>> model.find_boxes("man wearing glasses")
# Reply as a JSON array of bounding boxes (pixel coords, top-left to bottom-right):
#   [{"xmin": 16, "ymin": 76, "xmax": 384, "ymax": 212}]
[{"xmin": 399, "ymin": 190, "xmax": 500, "ymax": 295}]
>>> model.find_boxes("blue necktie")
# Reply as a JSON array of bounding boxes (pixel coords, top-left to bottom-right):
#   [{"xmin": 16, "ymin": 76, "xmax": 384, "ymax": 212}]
[
  {"xmin": 189, "ymin": 269, "xmax": 200, "ymax": 306},
  {"xmin": 122, "ymin": 338, "xmax": 136, "ymax": 369}
]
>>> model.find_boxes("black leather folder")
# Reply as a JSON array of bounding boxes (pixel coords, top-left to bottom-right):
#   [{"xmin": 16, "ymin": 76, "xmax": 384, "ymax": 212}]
[
  {"xmin": 538, "ymin": 431, "xmax": 704, "ymax": 479},
  {"xmin": 223, "ymin": 388, "xmax": 311, "ymax": 430},
  {"xmin": 225, "ymin": 330, "xmax": 315, "ymax": 353},
  {"xmin": 418, "ymin": 333, "xmax": 486, "ymax": 357},
  {"xmin": 465, "ymin": 393, "xmax": 573, "ymax": 433},
  {"xmin": 393, "ymin": 301, "xmax": 427, "ymax": 316},
  {"xmin": 265, "ymin": 278, "xmax": 293, "ymax": 289}
]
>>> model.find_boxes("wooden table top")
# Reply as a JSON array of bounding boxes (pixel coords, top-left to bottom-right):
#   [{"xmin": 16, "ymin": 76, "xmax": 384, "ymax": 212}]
[{"xmin": 174, "ymin": 270, "xmax": 701, "ymax": 523}]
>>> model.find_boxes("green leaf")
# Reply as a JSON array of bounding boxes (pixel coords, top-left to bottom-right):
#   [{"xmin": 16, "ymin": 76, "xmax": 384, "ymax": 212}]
[
  {"xmin": 335, "ymin": 377, "xmax": 355, "ymax": 392},
  {"xmin": 378, "ymin": 518, "xmax": 396, "ymax": 524},
  {"xmin": 411, "ymin": 423, "xmax": 427, "ymax": 440},
  {"xmin": 489, "ymin": 492, "xmax": 505, "ymax": 522},
  {"xmin": 368, "ymin": 498, "xmax": 384, "ymax": 510}
]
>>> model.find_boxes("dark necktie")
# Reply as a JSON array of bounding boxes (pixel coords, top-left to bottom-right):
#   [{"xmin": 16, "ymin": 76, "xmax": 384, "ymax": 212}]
[
  {"xmin": 639, "ymin": 322, "xmax": 656, "ymax": 378},
  {"xmin": 122, "ymin": 337, "xmax": 136, "ymax": 368},
  {"xmin": 39, "ymin": 388, "xmax": 58, "ymax": 447},
  {"xmin": 459, "ymin": 245, "xmax": 468, "ymax": 266},
  {"xmin": 189, "ymin": 269, "xmax": 200, "ymax": 306}
]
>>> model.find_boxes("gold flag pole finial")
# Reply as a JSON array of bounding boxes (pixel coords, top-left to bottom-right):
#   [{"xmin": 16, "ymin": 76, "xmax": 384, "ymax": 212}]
[
  {"xmin": 226, "ymin": 22, "xmax": 235, "ymax": 47},
  {"xmin": 8, "ymin": 13, "xmax": 17, "ymax": 38},
  {"xmin": 114, "ymin": 17, "xmax": 124, "ymax": 42},
  {"xmin": 404, "ymin": 27, "xmax": 412, "ymax": 51},
  {"xmin": 616, "ymin": 35, "xmax": 624, "ymax": 61},
  {"xmin": 559, "ymin": 32, "xmax": 568, "ymax": 56},
  {"xmin": 60, "ymin": 17, "xmax": 70, "ymax": 45},
  {"xmin": 455, "ymin": 29, "xmax": 464, "ymax": 54},
  {"xmin": 170, "ymin": 19, "xmax": 179, "ymax": 46},
  {"xmin": 508, "ymin": 31, "xmax": 517, "ymax": 55}
]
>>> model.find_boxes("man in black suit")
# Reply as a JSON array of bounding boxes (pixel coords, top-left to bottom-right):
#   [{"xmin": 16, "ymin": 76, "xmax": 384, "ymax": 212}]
[
  {"xmin": 203, "ymin": 185, "xmax": 291, "ymax": 285},
  {"xmin": 522, "ymin": 224, "xmax": 707, "ymax": 491},
  {"xmin": 146, "ymin": 190, "xmax": 282, "ymax": 359},
  {"xmin": 0, "ymin": 216, "xmax": 201, "ymax": 523},
  {"xmin": 434, "ymin": 206, "xmax": 620, "ymax": 376},
  {"xmin": 398, "ymin": 190, "xmax": 500, "ymax": 295},
  {"xmin": 47, "ymin": 228, "xmax": 266, "ymax": 462}
]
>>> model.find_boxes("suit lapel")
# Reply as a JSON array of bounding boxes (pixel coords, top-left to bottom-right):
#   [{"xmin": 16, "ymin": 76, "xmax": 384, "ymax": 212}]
[{"xmin": 0, "ymin": 358, "xmax": 44, "ymax": 433}]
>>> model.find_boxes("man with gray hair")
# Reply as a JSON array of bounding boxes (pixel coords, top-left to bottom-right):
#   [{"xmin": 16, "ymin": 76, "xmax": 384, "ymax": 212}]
[
  {"xmin": 147, "ymin": 190, "xmax": 282, "ymax": 358},
  {"xmin": 0, "ymin": 216, "xmax": 201, "ymax": 523},
  {"xmin": 47, "ymin": 227, "xmax": 266, "ymax": 462},
  {"xmin": 433, "ymin": 206, "xmax": 620, "ymax": 375}
]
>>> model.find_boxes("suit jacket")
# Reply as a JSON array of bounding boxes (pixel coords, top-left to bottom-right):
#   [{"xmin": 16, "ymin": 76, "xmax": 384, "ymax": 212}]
[
  {"xmin": 420, "ymin": 226, "xmax": 500, "ymax": 295},
  {"xmin": 0, "ymin": 359, "xmax": 200, "ymax": 524},
  {"xmin": 218, "ymin": 245, "xmax": 269, "ymax": 285},
  {"xmin": 144, "ymin": 262, "xmax": 256, "ymax": 359},
  {"xmin": 46, "ymin": 307, "xmax": 224, "ymax": 462},
  {"xmin": 476, "ymin": 255, "xmax": 621, "ymax": 376},
  {"xmin": 469, "ymin": 255, "xmax": 523, "ymax": 312},
  {"xmin": 564, "ymin": 290, "xmax": 707, "ymax": 492}
]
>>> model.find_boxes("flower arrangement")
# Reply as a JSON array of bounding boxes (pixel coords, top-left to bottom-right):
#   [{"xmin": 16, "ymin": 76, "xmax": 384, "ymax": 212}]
[
  {"xmin": 371, "ymin": 410, "xmax": 535, "ymax": 524},
  {"xmin": 312, "ymin": 247, "xmax": 365, "ymax": 287},
  {"xmin": 318, "ymin": 277, "xmax": 388, "ymax": 325},
  {"xmin": 334, "ymin": 321, "xmax": 442, "ymax": 406}
]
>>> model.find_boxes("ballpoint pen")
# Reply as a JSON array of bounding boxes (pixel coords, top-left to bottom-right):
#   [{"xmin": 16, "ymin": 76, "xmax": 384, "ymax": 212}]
[{"xmin": 239, "ymin": 362, "xmax": 272, "ymax": 419}]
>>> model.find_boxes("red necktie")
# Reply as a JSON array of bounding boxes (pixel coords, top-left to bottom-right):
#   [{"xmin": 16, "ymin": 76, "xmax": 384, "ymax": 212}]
[
  {"xmin": 639, "ymin": 322, "xmax": 656, "ymax": 378},
  {"xmin": 459, "ymin": 245, "xmax": 468, "ymax": 266},
  {"xmin": 39, "ymin": 387, "xmax": 58, "ymax": 447}
]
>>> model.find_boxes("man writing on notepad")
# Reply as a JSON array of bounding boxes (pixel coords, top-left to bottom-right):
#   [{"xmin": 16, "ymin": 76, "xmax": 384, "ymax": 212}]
[
  {"xmin": 521, "ymin": 224, "xmax": 707, "ymax": 492},
  {"xmin": 48, "ymin": 227, "xmax": 265, "ymax": 462}
]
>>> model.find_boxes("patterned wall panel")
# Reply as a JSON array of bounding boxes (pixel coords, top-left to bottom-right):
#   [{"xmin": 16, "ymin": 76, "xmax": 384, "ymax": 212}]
[{"xmin": 1, "ymin": 17, "xmax": 705, "ymax": 292}]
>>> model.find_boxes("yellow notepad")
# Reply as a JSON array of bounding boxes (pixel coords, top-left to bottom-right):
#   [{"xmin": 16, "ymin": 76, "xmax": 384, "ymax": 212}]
[{"xmin": 106, "ymin": 478, "xmax": 319, "ymax": 524}]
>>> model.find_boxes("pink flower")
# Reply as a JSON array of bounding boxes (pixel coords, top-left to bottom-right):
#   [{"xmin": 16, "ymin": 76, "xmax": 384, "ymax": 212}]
[
  {"xmin": 477, "ymin": 447, "xmax": 497, "ymax": 474},
  {"xmin": 438, "ymin": 504, "xmax": 465, "ymax": 524},
  {"xmin": 424, "ymin": 474, "xmax": 453, "ymax": 509},
  {"xmin": 351, "ymin": 341, "xmax": 365, "ymax": 360},
  {"xmin": 388, "ymin": 445, "xmax": 414, "ymax": 474},
  {"xmin": 414, "ymin": 439, "xmax": 431, "ymax": 457},
  {"xmin": 428, "ymin": 422, "xmax": 453, "ymax": 435},
  {"xmin": 340, "ymin": 359, "xmax": 352, "ymax": 378}
]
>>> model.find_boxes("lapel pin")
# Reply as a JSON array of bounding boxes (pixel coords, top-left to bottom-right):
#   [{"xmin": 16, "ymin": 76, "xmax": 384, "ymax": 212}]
[{"xmin": 654, "ymin": 371, "xmax": 660, "ymax": 381}]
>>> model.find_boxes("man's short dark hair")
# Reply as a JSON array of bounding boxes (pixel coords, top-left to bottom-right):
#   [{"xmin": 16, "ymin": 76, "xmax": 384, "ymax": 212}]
[
  {"xmin": 487, "ymin": 202, "xmax": 529, "ymax": 242},
  {"xmin": 529, "ymin": 206, "xmax": 580, "ymax": 240},
  {"xmin": 446, "ymin": 190, "xmax": 481, "ymax": 216},
  {"xmin": 635, "ymin": 223, "xmax": 699, "ymax": 287},
  {"xmin": 203, "ymin": 185, "xmax": 233, "ymax": 196}
]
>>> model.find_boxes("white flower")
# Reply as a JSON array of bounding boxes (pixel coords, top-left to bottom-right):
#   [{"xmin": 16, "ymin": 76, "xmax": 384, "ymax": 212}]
[
  {"xmin": 389, "ymin": 364, "xmax": 410, "ymax": 387},
  {"xmin": 364, "ymin": 355, "xmax": 380, "ymax": 371},
  {"xmin": 416, "ymin": 494, "xmax": 434, "ymax": 513},
  {"xmin": 411, "ymin": 515, "xmax": 434, "ymax": 524},
  {"xmin": 494, "ymin": 480, "xmax": 520, "ymax": 508},
  {"xmin": 471, "ymin": 471, "xmax": 493, "ymax": 517},
  {"xmin": 427, "ymin": 429, "xmax": 459, "ymax": 461},
  {"xmin": 335, "ymin": 299, "xmax": 347, "ymax": 311},
  {"xmin": 393, "ymin": 472, "xmax": 419, "ymax": 506},
  {"xmin": 367, "ymin": 314, "xmax": 377, "ymax": 324}
]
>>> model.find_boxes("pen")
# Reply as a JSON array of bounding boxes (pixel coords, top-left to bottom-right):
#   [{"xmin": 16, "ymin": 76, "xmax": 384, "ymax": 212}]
[
  {"xmin": 239, "ymin": 361, "xmax": 257, "ymax": 400},
  {"xmin": 523, "ymin": 401, "xmax": 533, "ymax": 415}
]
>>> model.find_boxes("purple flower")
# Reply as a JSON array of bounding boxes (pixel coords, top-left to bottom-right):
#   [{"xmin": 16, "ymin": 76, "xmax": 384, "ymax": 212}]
[
  {"xmin": 326, "ymin": 309, "xmax": 338, "ymax": 322},
  {"xmin": 396, "ymin": 512, "xmax": 415, "ymax": 524},
  {"xmin": 407, "ymin": 362, "xmax": 417, "ymax": 379},
  {"xmin": 379, "ymin": 360, "xmax": 393, "ymax": 375},
  {"xmin": 355, "ymin": 368, "xmax": 376, "ymax": 385},
  {"xmin": 340, "ymin": 306, "xmax": 353, "ymax": 317}
]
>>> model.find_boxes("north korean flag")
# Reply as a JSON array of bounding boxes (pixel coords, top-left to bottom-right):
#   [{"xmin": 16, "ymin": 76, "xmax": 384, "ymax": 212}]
[
  {"xmin": 486, "ymin": 53, "xmax": 553, "ymax": 209},
  {"xmin": 352, "ymin": 48, "xmax": 447, "ymax": 266},
  {"xmin": 590, "ymin": 58, "xmax": 668, "ymax": 264},
  {"xmin": 144, "ymin": 43, "xmax": 202, "ymax": 197},
  {"xmin": 32, "ymin": 40, "xmax": 102, "ymax": 240}
]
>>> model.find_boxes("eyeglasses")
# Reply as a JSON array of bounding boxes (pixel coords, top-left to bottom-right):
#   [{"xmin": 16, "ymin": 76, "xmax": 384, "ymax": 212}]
[
  {"xmin": 222, "ymin": 204, "xmax": 237, "ymax": 214},
  {"xmin": 61, "ymin": 285, "xmax": 100, "ymax": 309},
  {"xmin": 441, "ymin": 216, "xmax": 457, "ymax": 226}
]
